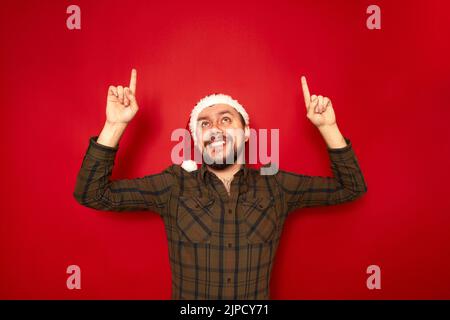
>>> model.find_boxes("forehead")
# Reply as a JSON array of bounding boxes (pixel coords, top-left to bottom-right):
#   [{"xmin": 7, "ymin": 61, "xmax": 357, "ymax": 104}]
[{"xmin": 197, "ymin": 104, "xmax": 240, "ymax": 120}]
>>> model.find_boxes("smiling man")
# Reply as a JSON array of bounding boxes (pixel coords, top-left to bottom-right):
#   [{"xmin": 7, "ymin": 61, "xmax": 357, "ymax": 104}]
[
  {"xmin": 195, "ymin": 103, "xmax": 247, "ymax": 169},
  {"xmin": 182, "ymin": 100, "xmax": 250, "ymax": 194},
  {"xmin": 73, "ymin": 69, "xmax": 367, "ymax": 300}
]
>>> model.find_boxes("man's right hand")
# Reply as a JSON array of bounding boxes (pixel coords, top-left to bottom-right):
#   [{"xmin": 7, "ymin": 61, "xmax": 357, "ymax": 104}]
[
  {"xmin": 96, "ymin": 69, "xmax": 138, "ymax": 148},
  {"xmin": 106, "ymin": 68, "xmax": 139, "ymax": 124}
]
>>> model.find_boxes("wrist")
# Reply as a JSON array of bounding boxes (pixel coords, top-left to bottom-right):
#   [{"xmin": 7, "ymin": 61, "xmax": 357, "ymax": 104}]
[
  {"xmin": 318, "ymin": 123, "xmax": 347, "ymax": 149},
  {"xmin": 97, "ymin": 121, "xmax": 128, "ymax": 148},
  {"xmin": 318, "ymin": 123, "xmax": 338, "ymax": 134},
  {"xmin": 105, "ymin": 120, "xmax": 129, "ymax": 129}
]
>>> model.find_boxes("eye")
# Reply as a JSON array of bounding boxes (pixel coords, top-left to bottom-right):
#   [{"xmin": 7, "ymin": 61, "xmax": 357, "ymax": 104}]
[
  {"xmin": 200, "ymin": 121, "xmax": 211, "ymax": 128},
  {"xmin": 221, "ymin": 116, "xmax": 231, "ymax": 124}
]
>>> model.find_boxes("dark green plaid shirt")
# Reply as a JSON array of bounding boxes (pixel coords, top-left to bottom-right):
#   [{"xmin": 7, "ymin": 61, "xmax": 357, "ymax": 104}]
[{"xmin": 73, "ymin": 135, "xmax": 367, "ymax": 299}]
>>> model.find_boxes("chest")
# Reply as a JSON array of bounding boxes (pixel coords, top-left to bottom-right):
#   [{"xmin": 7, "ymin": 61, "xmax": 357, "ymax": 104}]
[{"xmin": 165, "ymin": 187, "xmax": 285, "ymax": 245}]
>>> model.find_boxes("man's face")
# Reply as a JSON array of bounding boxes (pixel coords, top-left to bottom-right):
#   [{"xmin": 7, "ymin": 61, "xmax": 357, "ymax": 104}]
[{"xmin": 196, "ymin": 104, "xmax": 249, "ymax": 169}]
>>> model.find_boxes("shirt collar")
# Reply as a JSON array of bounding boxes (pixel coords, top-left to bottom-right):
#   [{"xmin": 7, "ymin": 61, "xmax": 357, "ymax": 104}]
[{"xmin": 199, "ymin": 162, "xmax": 249, "ymax": 182}]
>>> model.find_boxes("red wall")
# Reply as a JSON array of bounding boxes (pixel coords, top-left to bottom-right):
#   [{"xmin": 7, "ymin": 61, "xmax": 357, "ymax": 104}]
[{"xmin": 1, "ymin": 0, "xmax": 449, "ymax": 299}]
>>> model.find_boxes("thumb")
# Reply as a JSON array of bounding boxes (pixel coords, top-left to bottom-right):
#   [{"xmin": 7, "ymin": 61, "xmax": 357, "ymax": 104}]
[
  {"xmin": 307, "ymin": 95, "xmax": 318, "ymax": 118},
  {"xmin": 125, "ymin": 88, "xmax": 139, "ymax": 112}
]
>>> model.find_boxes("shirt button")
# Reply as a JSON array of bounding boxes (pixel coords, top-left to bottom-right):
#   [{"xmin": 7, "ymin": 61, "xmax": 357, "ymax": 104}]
[
  {"xmin": 227, "ymin": 242, "xmax": 232, "ymax": 248},
  {"xmin": 227, "ymin": 277, "xmax": 231, "ymax": 283},
  {"xmin": 228, "ymin": 209, "xmax": 233, "ymax": 215}
]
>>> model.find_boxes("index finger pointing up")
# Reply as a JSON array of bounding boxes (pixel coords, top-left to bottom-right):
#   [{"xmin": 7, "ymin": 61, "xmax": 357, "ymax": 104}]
[
  {"xmin": 301, "ymin": 76, "xmax": 311, "ymax": 107},
  {"xmin": 129, "ymin": 68, "xmax": 137, "ymax": 94}
]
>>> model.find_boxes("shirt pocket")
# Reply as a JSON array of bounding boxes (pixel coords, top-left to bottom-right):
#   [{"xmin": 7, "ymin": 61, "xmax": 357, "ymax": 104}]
[
  {"xmin": 240, "ymin": 196, "xmax": 277, "ymax": 244},
  {"xmin": 176, "ymin": 196, "xmax": 215, "ymax": 243}
]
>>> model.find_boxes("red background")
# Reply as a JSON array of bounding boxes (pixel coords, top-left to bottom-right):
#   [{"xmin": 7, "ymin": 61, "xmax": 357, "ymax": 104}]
[{"xmin": 1, "ymin": 0, "xmax": 449, "ymax": 299}]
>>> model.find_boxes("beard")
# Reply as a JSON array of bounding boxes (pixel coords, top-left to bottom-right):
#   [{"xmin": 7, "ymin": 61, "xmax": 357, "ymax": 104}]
[{"xmin": 203, "ymin": 142, "xmax": 244, "ymax": 171}]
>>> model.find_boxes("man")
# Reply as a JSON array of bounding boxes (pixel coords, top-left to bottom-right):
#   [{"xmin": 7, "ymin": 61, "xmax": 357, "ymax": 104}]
[{"xmin": 73, "ymin": 69, "xmax": 367, "ymax": 299}]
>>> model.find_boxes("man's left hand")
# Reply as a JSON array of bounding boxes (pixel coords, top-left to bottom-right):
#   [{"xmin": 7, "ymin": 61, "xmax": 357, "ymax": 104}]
[{"xmin": 301, "ymin": 76, "xmax": 337, "ymax": 128}]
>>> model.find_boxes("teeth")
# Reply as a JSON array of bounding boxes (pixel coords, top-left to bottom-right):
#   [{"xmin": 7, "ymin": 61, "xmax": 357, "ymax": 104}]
[{"xmin": 210, "ymin": 141, "xmax": 225, "ymax": 147}]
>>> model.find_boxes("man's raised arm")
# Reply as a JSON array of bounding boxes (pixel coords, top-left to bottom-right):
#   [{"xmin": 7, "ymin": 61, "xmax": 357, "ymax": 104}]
[
  {"xmin": 73, "ymin": 69, "xmax": 174, "ymax": 214},
  {"xmin": 275, "ymin": 76, "xmax": 367, "ymax": 215}
]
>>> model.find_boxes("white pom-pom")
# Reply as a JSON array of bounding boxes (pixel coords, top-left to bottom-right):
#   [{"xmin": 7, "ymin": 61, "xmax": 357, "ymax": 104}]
[{"xmin": 181, "ymin": 160, "xmax": 198, "ymax": 172}]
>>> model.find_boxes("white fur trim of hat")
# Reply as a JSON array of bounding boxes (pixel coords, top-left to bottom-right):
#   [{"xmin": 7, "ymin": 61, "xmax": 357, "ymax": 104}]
[{"xmin": 181, "ymin": 93, "xmax": 250, "ymax": 172}]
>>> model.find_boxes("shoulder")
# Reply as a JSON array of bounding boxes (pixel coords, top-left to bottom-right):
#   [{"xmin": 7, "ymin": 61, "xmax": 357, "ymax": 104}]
[
  {"xmin": 254, "ymin": 162, "xmax": 282, "ymax": 178},
  {"xmin": 164, "ymin": 163, "xmax": 199, "ymax": 175},
  {"xmin": 162, "ymin": 164, "xmax": 200, "ymax": 187}
]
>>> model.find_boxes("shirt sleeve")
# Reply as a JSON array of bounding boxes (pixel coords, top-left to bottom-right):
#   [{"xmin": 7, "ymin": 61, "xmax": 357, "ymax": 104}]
[
  {"xmin": 73, "ymin": 136, "xmax": 174, "ymax": 215},
  {"xmin": 274, "ymin": 137, "xmax": 367, "ymax": 215}
]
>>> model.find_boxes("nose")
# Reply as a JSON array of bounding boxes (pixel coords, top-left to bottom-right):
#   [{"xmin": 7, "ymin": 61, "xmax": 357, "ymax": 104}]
[{"xmin": 209, "ymin": 126, "xmax": 222, "ymax": 139}]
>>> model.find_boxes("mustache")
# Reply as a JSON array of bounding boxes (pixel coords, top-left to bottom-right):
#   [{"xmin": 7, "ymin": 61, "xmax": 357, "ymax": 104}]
[{"xmin": 203, "ymin": 132, "xmax": 233, "ymax": 147}]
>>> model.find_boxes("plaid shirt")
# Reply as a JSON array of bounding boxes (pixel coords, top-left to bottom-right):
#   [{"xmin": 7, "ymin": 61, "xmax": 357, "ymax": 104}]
[{"xmin": 73, "ymin": 135, "xmax": 367, "ymax": 300}]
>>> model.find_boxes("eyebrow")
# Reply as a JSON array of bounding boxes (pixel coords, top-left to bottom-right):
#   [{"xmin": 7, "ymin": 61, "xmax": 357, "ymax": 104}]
[{"xmin": 197, "ymin": 111, "xmax": 234, "ymax": 122}]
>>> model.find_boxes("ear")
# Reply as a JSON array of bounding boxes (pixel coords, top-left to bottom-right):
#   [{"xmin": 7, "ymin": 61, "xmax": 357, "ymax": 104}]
[{"xmin": 244, "ymin": 126, "xmax": 250, "ymax": 142}]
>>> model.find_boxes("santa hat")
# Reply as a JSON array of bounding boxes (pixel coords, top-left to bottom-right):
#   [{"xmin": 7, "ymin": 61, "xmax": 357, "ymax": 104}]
[{"xmin": 181, "ymin": 93, "xmax": 250, "ymax": 172}]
